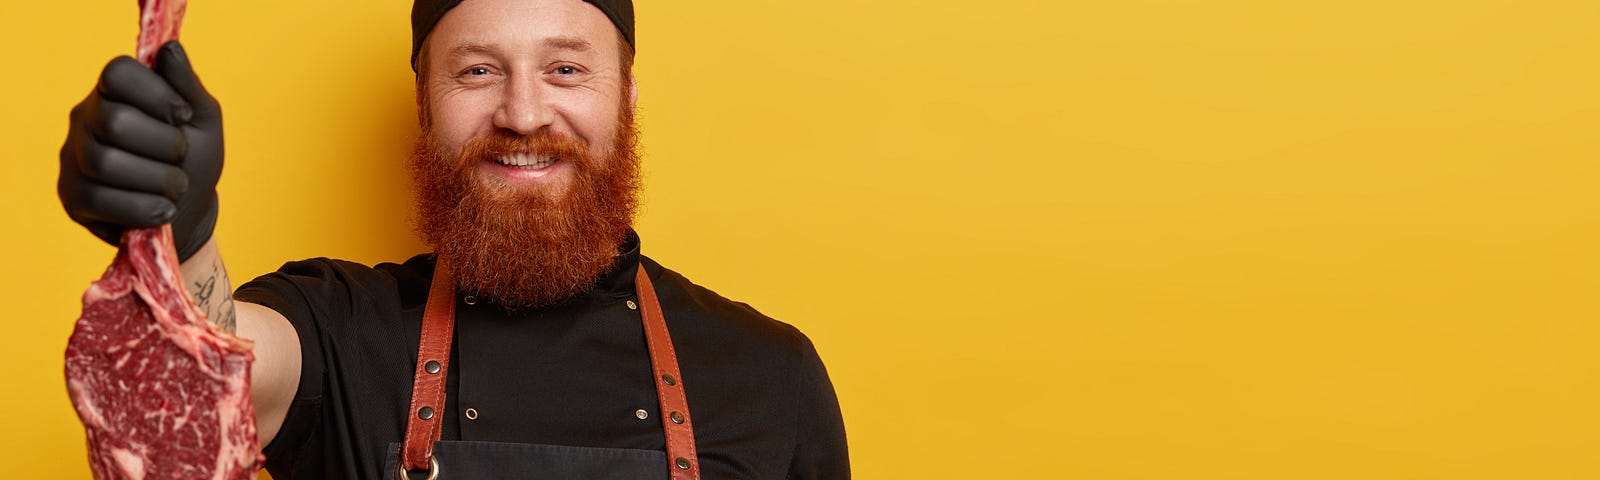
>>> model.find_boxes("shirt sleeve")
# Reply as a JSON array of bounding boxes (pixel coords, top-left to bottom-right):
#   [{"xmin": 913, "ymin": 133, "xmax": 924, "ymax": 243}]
[
  {"xmin": 233, "ymin": 258, "xmax": 365, "ymax": 478},
  {"xmin": 788, "ymin": 335, "xmax": 850, "ymax": 479}
]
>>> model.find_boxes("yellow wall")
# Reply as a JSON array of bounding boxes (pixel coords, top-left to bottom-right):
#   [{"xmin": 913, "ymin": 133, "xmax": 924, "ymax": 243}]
[{"xmin": 4, "ymin": 0, "xmax": 1597, "ymax": 478}]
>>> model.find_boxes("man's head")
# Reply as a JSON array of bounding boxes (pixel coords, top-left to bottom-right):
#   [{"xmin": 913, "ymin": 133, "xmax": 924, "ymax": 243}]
[{"xmin": 409, "ymin": 0, "xmax": 642, "ymax": 308}]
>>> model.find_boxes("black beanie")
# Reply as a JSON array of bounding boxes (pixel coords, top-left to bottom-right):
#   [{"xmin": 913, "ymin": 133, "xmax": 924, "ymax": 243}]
[{"xmin": 411, "ymin": 0, "xmax": 635, "ymax": 72}]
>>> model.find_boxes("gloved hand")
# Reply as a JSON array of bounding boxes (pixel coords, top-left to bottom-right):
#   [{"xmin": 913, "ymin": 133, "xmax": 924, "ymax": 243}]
[{"xmin": 59, "ymin": 40, "xmax": 223, "ymax": 262}]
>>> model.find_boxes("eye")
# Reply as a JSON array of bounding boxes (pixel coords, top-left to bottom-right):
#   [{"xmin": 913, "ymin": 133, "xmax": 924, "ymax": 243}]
[
  {"xmin": 543, "ymin": 63, "xmax": 588, "ymax": 85},
  {"xmin": 465, "ymin": 67, "xmax": 491, "ymax": 76}
]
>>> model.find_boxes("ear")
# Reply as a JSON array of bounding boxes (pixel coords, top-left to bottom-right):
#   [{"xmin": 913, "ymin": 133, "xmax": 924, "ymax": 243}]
[
  {"xmin": 627, "ymin": 74, "xmax": 638, "ymax": 113},
  {"xmin": 414, "ymin": 78, "xmax": 433, "ymax": 128}
]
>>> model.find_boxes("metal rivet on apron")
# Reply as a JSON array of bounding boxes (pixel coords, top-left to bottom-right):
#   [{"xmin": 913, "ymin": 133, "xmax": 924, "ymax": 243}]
[
  {"xmin": 418, "ymin": 406, "xmax": 435, "ymax": 421},
  {"xmin": 626, "ymin": 300, "xmax": 638, "ymax": 310},
  {"xmin": 463, "ymin": 295, "xmax": 477, "ymax": 305},
  {"xmin": 465, "ymin": 408, "xmax": 479, "ymax": 420},
  {"xmin": 635, "ymin": 409, "xmax": 649, "ymax": 420},
  {"xmin": 661, "ymin": 374, "xmax": 677, "ymax": 386},
  {"xmin": 670, "ymin": 411, "xmax": 685, "ymax": 424},
  {"xmin": 424, "ymin": 360, "xmax": 441, "ymax": 374},
  {"xmin": 675, "ymin": 457, "xmax": 691, "ymax": 470}
]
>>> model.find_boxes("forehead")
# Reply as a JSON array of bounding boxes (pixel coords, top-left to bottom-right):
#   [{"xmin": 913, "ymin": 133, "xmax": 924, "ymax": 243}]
[{"xmin": 427, "ymin": 0, "xmax": 619, "ymax": 57}]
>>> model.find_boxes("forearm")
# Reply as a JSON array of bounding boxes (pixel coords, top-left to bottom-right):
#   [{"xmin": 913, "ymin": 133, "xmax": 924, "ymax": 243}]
[
  {"xmin": 178, "ymin": 236, "xmax": 237, "ymax": 333},
  {"xmin": 177, "ymin": 236, "xmax": 302, "ymax": 445}
]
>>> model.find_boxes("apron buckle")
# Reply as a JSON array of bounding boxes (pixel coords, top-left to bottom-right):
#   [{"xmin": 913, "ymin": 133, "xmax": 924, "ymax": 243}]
[{"xmin": 394, "ymin": 455, "xmax": 439, "ymax": 480}]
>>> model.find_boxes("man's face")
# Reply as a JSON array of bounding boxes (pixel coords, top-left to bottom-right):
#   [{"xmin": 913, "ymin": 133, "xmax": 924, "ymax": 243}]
[
  {"xmin": 410, "ymin": 0, "xmax": 641, "ymax": 307},
  {"xmin": 420, "ymin": 0, "xmax": 632, "ymax": 201}
]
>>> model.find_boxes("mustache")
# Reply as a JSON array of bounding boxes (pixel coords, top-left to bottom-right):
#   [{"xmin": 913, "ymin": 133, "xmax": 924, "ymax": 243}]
[{"xmin": 457, "ymin": 129, "xmax": 592, "ymax": 169}]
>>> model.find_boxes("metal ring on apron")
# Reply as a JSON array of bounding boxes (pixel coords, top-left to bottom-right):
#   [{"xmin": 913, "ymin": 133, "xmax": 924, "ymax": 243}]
[{"xmin": 394, "ymin": 455, "xmax": 439, "ymax": 480}]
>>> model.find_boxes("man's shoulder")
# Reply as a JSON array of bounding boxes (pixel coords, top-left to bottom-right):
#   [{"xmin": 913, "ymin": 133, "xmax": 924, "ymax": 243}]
[
  {"xmin": 237, "ymin": 254, "xmax": 434, "ymax": 313},
  {"xmin": 247, "ymin": 254, "xmax": 433, "ymax": 286},
  {"xmin": 641, "ymin": 256, "xmax": 813, "ymax": 353}
]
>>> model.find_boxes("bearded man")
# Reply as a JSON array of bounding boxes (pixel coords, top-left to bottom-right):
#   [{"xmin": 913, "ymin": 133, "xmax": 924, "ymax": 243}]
[{"xmin": 55, "ymin": 0, "xmax": 850, "ymax": 478}]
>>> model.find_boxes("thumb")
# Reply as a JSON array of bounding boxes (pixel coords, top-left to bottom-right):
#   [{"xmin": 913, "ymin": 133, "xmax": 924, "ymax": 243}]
[{"xmin": 154, "ymin": 41, "xmax": 220, "ymax": 122}]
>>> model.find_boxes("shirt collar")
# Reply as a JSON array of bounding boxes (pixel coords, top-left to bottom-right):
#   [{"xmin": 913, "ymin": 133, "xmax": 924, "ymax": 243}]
[{"xmin": 589, "ymin": 230, "xmax": 643, "ymax": 301}]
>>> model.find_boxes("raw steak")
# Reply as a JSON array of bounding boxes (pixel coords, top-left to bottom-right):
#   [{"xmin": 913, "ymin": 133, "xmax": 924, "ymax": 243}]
[
  {"xmin": 135, "ymin": 0, "xmax": 186, "ymax": 66},
  {"xmin": 64, "ymin": 1, "xmax": 263, "ymax": 478}
]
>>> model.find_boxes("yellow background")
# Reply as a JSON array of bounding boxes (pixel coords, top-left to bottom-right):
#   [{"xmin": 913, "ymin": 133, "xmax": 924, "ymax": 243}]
[{"xmin": 3, "ymin": 0, "xmax": 1597, "ymax": 478}]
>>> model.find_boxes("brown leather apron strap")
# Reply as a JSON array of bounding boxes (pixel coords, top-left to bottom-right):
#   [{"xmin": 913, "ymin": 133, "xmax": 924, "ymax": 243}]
[
  {"xmin": 400, "ymin": 260, "xmax": 457, "ymax": 473},
  {"xmin": 397, "ymin": 262, "xmax": 701, "ymax": 480},
  {"xmin": 635, "ymin": 267, "xmax": 701, "ymax": 479}
]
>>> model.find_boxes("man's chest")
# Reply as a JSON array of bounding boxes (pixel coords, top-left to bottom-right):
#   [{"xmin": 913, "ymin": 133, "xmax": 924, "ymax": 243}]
[
  {"xmin": 443, "ymin": 298, "xmax": 664, "ymax": 447},
  {"xmin": 342, "ymin": 299, "xmax": 799, "ymax": 479}
]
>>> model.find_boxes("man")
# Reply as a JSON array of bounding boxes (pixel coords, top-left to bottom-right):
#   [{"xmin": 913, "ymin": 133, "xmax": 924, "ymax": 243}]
[{"xmin": 56, "ymin": 0, "xmax": 850, "ymax": 478}]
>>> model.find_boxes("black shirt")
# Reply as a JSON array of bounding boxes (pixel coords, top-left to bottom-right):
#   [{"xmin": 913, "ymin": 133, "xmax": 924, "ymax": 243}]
[{"xmin": 235, "ymin": 235, "xmax": 849, "ymax": 479}]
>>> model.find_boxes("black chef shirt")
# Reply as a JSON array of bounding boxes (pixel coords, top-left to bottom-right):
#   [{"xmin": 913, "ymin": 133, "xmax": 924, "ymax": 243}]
[{"xmin": 234, "ymin": 234, "xmax": 849, "ymax": 479}]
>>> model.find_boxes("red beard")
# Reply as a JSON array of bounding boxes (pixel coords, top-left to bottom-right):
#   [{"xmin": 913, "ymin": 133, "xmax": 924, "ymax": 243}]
[{"xmin": 410, "ymin": 108, "xmax": 640, "ymax": 308}]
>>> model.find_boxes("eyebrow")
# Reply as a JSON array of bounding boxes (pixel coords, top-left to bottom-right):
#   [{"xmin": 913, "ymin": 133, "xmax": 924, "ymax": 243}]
[
  {"xmin": 446, "ymin": 43, "xmax": 497, "ymax": 59},
  {"xmin": 542, "ymin": 36, "xmax": 593, "ymax": 53}
]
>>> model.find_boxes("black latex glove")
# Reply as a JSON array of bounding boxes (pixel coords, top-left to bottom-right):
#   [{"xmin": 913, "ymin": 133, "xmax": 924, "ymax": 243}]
[{"xmin": 59, "ymin": 41, "xmax": 223, "ymax": 261}]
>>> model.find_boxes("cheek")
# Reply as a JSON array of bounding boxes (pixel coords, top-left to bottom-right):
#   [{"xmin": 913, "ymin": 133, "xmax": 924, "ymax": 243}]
[
  {"xmin": 572, "ymin": 100, "xmax": 623, "ymax": 157},
  {"xmin": 428, "ymin": 93, "xmax": 499, "ymax": 157}
]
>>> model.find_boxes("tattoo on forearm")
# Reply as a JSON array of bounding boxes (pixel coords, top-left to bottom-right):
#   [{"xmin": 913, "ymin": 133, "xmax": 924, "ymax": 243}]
[{"xmin": 191, "ymin": 256, "xmax": 237, "ymax": 333}]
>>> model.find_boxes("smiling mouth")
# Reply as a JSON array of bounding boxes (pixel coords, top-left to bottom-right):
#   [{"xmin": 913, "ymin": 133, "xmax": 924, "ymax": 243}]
[{"xmin": 495, "ymin": 152, "xmax": 558, "ymax": 169}]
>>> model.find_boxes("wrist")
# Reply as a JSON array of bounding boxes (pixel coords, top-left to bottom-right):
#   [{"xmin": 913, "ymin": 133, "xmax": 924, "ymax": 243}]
[
  {"xmin": 175, "ymin": 195, "xmax": 219, "ymax": 262},
  {"xmin": 178, "ymin": 236, "xmax": 237, "ymax": 333}
]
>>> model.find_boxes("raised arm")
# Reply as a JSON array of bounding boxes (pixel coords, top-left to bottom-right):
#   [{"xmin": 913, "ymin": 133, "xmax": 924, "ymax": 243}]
[{"xmin": 60, "ymin": 41, "xmax": 301, "ymax": 447}]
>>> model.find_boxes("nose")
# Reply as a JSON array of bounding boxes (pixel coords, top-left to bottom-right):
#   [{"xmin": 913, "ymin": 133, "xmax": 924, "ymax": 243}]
[{"xmin": 492, "ymin": 72, "xmax": 554, "ymax": 135}]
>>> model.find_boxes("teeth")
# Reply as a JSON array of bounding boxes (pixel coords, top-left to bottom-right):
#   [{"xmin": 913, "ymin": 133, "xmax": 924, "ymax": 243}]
[{"xmin": 496, "ymin": 153, "xmax": 557, "ymax": 169}]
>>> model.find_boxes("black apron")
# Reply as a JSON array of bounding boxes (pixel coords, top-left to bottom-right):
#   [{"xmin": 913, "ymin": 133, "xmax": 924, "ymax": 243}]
[{"xmin": 388, "ymin": 261, "xmax": 700, "ymax": 480}]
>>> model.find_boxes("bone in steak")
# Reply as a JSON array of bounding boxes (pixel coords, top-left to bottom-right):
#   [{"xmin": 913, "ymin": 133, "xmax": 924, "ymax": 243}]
[{"xmin": 64, "ymin": 1, "xmax": 263, "ymax": 478}]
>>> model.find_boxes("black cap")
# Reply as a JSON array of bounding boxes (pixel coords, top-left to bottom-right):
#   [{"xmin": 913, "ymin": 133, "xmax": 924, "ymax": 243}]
[{"xmin": 411, "ymin": 0, "xmax": 635, "ymax": 72}]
